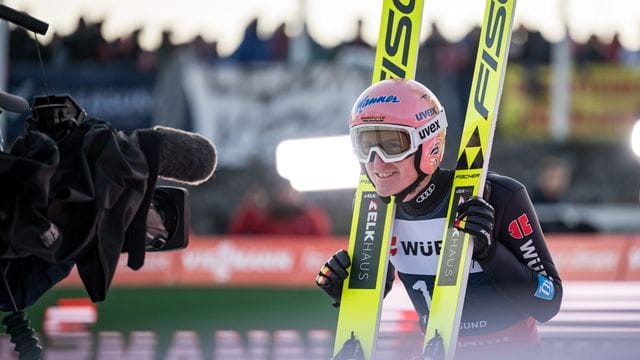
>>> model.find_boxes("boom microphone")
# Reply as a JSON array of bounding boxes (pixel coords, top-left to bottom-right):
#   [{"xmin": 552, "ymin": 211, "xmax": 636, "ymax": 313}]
[
  {"xmin": 0, "ymin": 90, "xmax": 30, "ymax": 114},
  {"xmin": 0, "ymin": 4, "xmax": 49, "ymax": 35},
  {"xmin": 135, "ymin": 126, "xmax": 217, "ymax": 185}
]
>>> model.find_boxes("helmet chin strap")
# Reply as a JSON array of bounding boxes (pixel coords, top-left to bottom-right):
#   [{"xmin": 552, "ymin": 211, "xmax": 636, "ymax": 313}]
[{"xmin": 393, "ymin": 145, "xmax": 429, "ymax": 202}]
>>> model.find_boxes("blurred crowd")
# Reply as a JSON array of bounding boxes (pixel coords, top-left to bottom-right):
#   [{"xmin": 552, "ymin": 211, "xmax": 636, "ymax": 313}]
[
  {"xmin": 6, "ymin": 17, "xmax": 639, "ymax": 237},
  {"xmin": 9, "ymin": 17, "xmax": 640, "ymax": 71}
]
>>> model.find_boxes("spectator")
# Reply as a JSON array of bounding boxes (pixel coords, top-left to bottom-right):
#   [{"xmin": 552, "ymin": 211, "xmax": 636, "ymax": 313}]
[
  {"xmin": 602, "ymin": 33, "xmax": 623, "ymax": 64},
  {"xmin": 529, "ymin": 156, "xmax": 597, "ymax": 233},
  {"xmin": 268, "ymin": 22, "xmax": 289, "ymax": 61},
  {"xmin": 8, "ymin": 26, "xmax": 41, "ymax": 61},
  {"xmin": 63, "ymin": 17, "xmax": 104, "ymax": 62},
  {"xmin": 227, "ymin": 18, "xmax": 271, "ymax": 63},
  {"xmin": 522, "ymin": 28, "xmax": 551, "ymax": 98},
  {"xmin": 529, "ymin": 156, "xmax": 571, "ymax": 204},
  {"xmin": 228, "ymin": 173, "xmax": 331, "ymax": 236},
  {"xmin": 575, "ymin": 35, "xmax": 607, "ymax": 66}
]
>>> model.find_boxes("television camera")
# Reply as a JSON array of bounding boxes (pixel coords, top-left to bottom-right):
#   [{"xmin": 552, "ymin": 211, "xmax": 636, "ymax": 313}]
[{"xmin": 0, "ymin": 5, "xmax": 215, "ymax": 359}]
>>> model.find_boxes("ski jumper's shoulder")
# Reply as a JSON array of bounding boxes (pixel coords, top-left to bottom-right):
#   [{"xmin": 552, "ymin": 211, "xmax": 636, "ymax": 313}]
[
  {"xmin": 485, "ymin": 171, "xmax": 531, "ymax": 211},
  {"xmin": 486, "ymin": 171, "xmax": 526, "ymax": 196}
]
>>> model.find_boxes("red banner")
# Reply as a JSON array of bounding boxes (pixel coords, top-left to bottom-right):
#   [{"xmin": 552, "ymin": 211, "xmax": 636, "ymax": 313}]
[
  {"xmin": 57, "ymin": 234, "xmax": 640, "ymax": 288},
  {"xmin": 548, "ymin": 234, "xmax": 629, "ymax": 281},
  {"xmin": 58, "ymin": 235, "xmax": 347, "ymax": 288}
]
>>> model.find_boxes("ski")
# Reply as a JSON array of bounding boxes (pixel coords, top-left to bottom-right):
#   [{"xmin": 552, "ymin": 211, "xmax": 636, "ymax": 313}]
[
  {"xmin": 421, "ymin": 0, "xmax": 517, "ymax": 359},
  {"xmin": 332, "ymin": 0, "xmax": 425, "ymax": 359}
]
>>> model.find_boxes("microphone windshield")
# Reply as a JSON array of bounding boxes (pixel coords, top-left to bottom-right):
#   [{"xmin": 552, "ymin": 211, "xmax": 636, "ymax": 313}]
[{"xmin": 152, "ymin": 126, "xmax": 217, "ymax": 185}]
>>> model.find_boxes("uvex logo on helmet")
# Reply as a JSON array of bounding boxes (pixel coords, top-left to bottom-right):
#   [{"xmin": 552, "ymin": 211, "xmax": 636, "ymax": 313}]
[
  {"xmin": 417, "ymin": 117, "xmax": 442, "ymax": 140},
  {"xmin": 414, "ymin": 106, "xmax": 438, "ymax": 121}
]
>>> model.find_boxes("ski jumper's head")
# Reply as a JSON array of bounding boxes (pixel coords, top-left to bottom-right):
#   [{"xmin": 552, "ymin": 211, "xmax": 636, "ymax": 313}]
[{"xmin": 349, "ymin": 79, "xmax": 447, "ymax": 200}]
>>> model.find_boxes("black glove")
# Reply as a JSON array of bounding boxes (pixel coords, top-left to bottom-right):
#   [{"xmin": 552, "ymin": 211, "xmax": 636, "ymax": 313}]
[
  {"xmin": 315, "ymin": 249, "xmax": 350, "ymax": 307},
  {"xmin": 455, "ymin": 196, "xmax": 495, "ymax": 261}
]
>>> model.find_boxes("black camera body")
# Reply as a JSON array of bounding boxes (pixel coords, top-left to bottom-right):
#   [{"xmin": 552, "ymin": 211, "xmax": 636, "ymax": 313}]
[
  {"xmin": 26, "ymin": 94, "xmax": 190, "ymax": 252},
  {"xmin": 0, "ymin": 7, "xmax": 195, "ymax": 358},
  {"xmin": 27, "ymin": 95, "xmax": 86, "ymax": 143}
]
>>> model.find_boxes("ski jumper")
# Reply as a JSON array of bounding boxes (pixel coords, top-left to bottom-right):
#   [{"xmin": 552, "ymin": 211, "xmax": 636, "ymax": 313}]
[{"xmin": 388, "ymin": 168, "xmax": 563, "ymax": 359}]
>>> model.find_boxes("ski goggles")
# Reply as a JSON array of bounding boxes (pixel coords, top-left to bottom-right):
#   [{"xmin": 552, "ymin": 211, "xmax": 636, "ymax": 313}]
[{"xmin": 350, "ymin": 109, "xmax": 447, "ymax": 163}]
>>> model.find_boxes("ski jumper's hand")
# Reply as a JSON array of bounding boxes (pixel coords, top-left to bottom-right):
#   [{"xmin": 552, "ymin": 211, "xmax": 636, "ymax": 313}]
[
  {"xmin": 455, "ymin": 196, "xmax": 496, "ymax": 261},
  {"xmin": 315, "ymin": 249, "xmax": 350, "ymax": 307}
]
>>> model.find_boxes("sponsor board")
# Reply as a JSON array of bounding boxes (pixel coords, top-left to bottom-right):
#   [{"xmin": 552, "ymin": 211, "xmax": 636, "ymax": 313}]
[{"xmin": 53, "ymin": 234, "xmax": 640, "ymax": 288}]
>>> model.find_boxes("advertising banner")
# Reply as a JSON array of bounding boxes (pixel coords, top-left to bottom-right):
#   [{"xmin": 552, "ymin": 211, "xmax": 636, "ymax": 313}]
[
  {"xmin": 500, "ymin": 65, "xmax": 640, "ymax": 141},
  {"xmin": 57, "ymin": 234, "xmax": 640, "ymax": 288}
]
